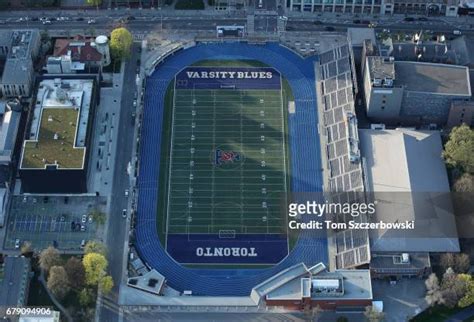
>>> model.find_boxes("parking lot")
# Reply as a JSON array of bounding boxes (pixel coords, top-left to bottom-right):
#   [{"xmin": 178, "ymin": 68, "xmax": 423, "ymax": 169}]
[{"xmin": 4, "ymin": 195, "xmax": 107, "ymax": 252}]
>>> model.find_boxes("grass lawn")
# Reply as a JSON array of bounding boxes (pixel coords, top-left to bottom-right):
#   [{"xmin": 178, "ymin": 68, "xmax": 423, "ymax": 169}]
[
  {"xmin": 22, "ymin": 108, "xmax": 85, "ymax": 169},
  {"xmin": 411, "ymin": 305, "xmax": 465, "ymax": 322}
]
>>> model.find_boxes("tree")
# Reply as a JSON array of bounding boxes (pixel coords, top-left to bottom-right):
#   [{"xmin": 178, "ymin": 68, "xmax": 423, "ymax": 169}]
[
  {"xmin": 47, "ymin": 266, "xmax": 70, "ymax": 300},
  {"xmin": 453, "ymin": 173, "xmax": 474, "ymax": 192},
  {"xmin": 84, "ymin": 241, "xmax": 107, "ymax": 256},
  {"xmin": 86, "ymin": 0, "xmax": 102, "ymax": 10},
  {"xmin": 64, "ymin": 257, "xmax": 85, "ymax": 290},
  {"xmin": 78, "ymin": 288, "xmax": 95, "ymax": 307},
  {"xmin": 443, "ymin": 124, "xmax": 474, "ymax": 174},
  {"xmin": 364, "ymin": 306, "xmax": 385, "ymax": 322},
  {"xmin": 83, "ymin": 253, "xmax": 108, "ymax": 286},
  {"xmin": 425, "ymin": 273, "xmax": 444, "ymax": 307},
  {"xmin": 90, "ymin": 209, "xmax": 106, "ymax": 225},
  {"xmin": 39, "ymin": 246, "xmax": 61, "ymax": 272},
  {"xmin": 110, "ymin": 28, "xmax": 133, "ymax": 60},
  {"xmin": 99, "ymin": 275, "xmax": 114, "ymax": 294},
  {"xmin": 458, "ymin": 274, "xmax": 474, "ymax": 308},
  {"xmin": 20, "ymin": 241, "xmax": 33, "ymax": 256},
  {"xmin": 440, "ymin": 253, "xmax": 456, "ymax": 273},
  {"xmin": 454, "ymin": 253, "xmax": 471, "ymax": 274},
  {"xmin": 441, "ymin": 268, "xmax": 468, "ymax": 308}
]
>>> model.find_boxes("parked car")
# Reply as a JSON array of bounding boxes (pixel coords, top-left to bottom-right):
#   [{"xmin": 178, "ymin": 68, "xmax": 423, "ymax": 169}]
[
  {"xmin": 125, "ymin": 189, "xmax": 129, "ymax": 197},
  {"xmin": 324, "ymin": 26, "xmax": 335, "ymax": 31},
  {"xmin": 15, "ymin": 239, "xmax": 20, "ymax": 249},
  {"xmin": 122, "ymin": 209, "xmax": 127, "ymax": 218},
  {"xmin": 88, "ymin": 19, "xmax": 96, "ymax": 24},
  {"xmin": 80, "ymin": 224, "xmax": 86, "ymax": 232},
  {"xmin": 453, "ymin": 30, "xmax": 462, "ymax": 35},
  {"xmin": 404, "ymin": 17, "xmax": 415, "ymax": 22},
  {"xmin": 80, "ymin": 240, "xmax": 86, "ymax": 248},
  {"xmin": 81, "ymin": 214, "xmax": 87, "ymax": 223}
]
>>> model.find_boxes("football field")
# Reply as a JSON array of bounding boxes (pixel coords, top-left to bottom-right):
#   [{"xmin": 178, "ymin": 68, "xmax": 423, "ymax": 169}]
[{"xmin": 166, "ymin": 87, "xmax": 288, "ymax": 236}]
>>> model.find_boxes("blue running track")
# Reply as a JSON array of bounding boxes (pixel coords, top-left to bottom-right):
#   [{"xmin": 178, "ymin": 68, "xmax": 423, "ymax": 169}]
[{"xmin": 136, "ymin": 43, "xmax": 327, "ymax": 296}]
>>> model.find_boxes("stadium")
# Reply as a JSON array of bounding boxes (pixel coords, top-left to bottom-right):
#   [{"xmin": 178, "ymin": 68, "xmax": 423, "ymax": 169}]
[{"xmin": 136, "ymin": 43, "xmax": 328, "ymax": 296}]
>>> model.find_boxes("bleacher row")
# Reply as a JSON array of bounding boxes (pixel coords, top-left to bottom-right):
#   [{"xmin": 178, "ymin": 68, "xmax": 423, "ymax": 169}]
[{"xmin": 136, "ymin": 43, "xmax": 328, "ymax": 296}]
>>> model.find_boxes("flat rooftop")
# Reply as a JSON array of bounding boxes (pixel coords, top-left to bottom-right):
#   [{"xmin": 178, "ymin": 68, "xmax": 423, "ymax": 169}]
[
  {"xmin": 0, "ymin": 256, "xmax": 30, "ymax": 306},
  {"xmin": 394, "ymin": 61, "xmax": 471, "ymax": 96},
  {"xmin": 370, "ymin": 253, "xmax": 431, "ymax": 270},
  {"xmin": 20, "ymin": 78, "xmax": 93, "ymax": 170},
  {"xmin": 367, "ymin": 56, "xmax": 395, "ymax": 81},
  {"xmin": 21, "ymin": 108, "xmax": 85, "ymax": 169}
]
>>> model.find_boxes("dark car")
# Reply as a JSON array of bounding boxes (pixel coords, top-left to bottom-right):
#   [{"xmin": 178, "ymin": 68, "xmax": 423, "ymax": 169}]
[
  {"xmin": 76, "ymin": 17, "xmax": 84, "ymax": 21},
  {"xmin": 418, "ymin": 17, "xmax": 429, "ymax": 21},
  {"xmin": 404, "ymin": 17, "xmax": 415, "ymax": 22},
  {"xmin": 31, "ymin": 17, "xmax": 39, "ymax": 21},
  {"xmin": 313, "ymin": 20, "xmax": 322, "ymax": 25},
  {"xmin": 324, "ymin": 26, "xmax": 335, "ymax": 31},
  {"xmin": 71, "ymin": 221, "xmax": 76, "ymax": 231},
  {"xmin": 127, "ymin": 16, "xmax": 136, "ymax": 21},
  {"xmin": 353, "ymin": 19, "xmax": 361, "ymax": 24}
]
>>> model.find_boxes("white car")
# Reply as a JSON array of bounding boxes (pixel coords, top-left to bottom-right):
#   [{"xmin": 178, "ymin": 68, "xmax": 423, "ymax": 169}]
[
  {"xmin": 122, "ymin": 209, "xmax": 127, "ymax": 218},
  {"xmin": 125, "ymin": 189, "xmax": 129, "ymax": 197},
  {"xmin": 88, "ymin": 19, "xmax": 96, "ymax": 24},
  {"xmin": 15, "ymin": 239, "xmax": 20, "ymax": 249},
  {"xmin": 42, "ymin": 20, "xmax": 52, "ymax": 25},
  {"xmin": 81, "ymin": 214, "xmax": 87, "ymax": 223}
]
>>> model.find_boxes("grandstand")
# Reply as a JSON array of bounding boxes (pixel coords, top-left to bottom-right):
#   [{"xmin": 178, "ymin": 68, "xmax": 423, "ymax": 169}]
[{"xmin": 137, "ymin": 43, "xmax": 327, "ymax": 295}]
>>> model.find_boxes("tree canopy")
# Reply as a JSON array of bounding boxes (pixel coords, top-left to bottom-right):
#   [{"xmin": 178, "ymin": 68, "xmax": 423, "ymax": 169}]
[
  {"xmin": 39, "ymin": 246, "xmax": 61, "ymax": 272},
  {"xmin": 99, "ymin": 275, "xmax": 114, "ymax": 294},
  {"xmin": 443, "ymin": 124, "xmax": 474, "ymax": 174},
  {"xmin": 47, "ymin": 266, "xmax": 70, "ymax": 300},
  {"xmin": 83, "ymin": 253, "xmax": 108, "ymax": 286},
  {"xmin": 64, "ymin": 256, "xmax": 86, "ymax": 290},
  {"xmin": 84, "ymin": 241, "xmax": 107, "ymax": 257},
  {"xmin": 86, "ymin": 0, "xmax": 102, "ymax": 8},
  {"xmin": 110, "ymin": 28, "xmax": 133, "ymax": 60}
]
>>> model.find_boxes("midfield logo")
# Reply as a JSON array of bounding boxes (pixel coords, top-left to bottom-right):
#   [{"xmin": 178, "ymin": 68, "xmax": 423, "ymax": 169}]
[{"xmin": 214, "ymin": 149, "xmax": 241, "ymax": 166}]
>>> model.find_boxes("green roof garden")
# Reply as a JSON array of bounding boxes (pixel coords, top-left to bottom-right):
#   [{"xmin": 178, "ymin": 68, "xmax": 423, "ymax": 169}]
[{"xmin": 21, "ymin": 108, "xmax": 86, "ymax": 169}]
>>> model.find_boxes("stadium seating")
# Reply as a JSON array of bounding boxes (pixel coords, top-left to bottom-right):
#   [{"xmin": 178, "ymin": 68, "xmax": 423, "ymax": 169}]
[{"xmin": 136, "ymin": 43, "xmax": 328, "ymax": 295}]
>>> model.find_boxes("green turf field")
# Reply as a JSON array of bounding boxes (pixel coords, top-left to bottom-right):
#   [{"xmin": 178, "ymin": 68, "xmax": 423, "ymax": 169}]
[{"xmin": 165, "ymin": 85, "xmax": 288, "ymax": 236}]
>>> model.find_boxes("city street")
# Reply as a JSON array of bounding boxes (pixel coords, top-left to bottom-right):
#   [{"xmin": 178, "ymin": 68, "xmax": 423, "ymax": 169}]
[{"xmin": 98, "ymin": 44, "xmax": 140, "ymax": 322}]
